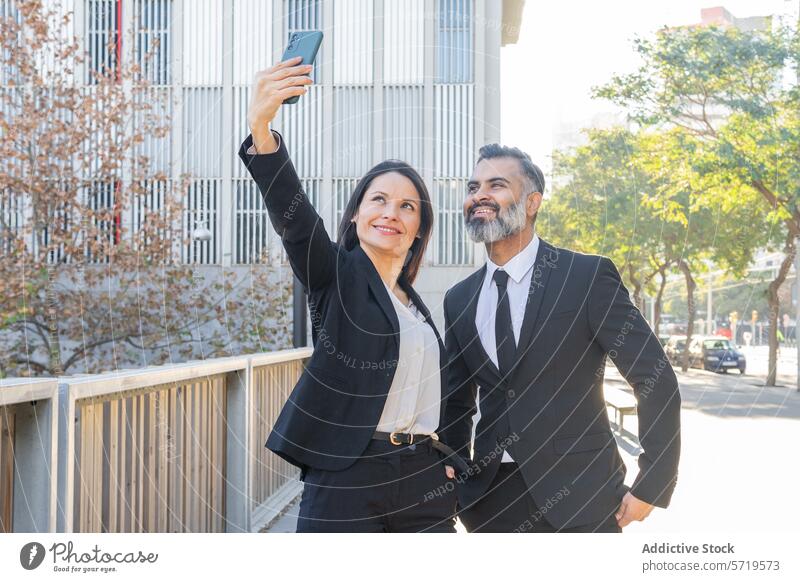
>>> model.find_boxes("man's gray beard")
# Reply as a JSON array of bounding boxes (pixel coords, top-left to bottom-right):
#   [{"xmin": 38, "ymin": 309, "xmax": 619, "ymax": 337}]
[{"xmin": 465, "ymin": 195, "xmax": 529, "ymax": 243}]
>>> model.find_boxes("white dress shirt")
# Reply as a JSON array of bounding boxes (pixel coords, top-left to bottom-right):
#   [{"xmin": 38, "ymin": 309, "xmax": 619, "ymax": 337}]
[
  {"xmin": 475, "ymin": 234, "xmax": 540, "ymax": 462},
  {"xmin": 375, "ymin": 283, "xmax": 441, "ymax": 435}
]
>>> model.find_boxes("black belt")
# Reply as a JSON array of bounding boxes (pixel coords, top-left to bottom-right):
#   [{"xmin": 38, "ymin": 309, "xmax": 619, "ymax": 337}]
[{"xmin": 372, "ymin": 431, "xmax": 470, "ymax": 475}]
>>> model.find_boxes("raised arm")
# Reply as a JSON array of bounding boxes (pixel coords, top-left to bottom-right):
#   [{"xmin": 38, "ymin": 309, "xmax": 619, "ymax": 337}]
[
  {"xmin": 588, "ymin": 257, "xmax": 681, "ymax": 510},
  {"xmin": 238, "ymin": 58, "xmax": 336, "ymax": 291}
]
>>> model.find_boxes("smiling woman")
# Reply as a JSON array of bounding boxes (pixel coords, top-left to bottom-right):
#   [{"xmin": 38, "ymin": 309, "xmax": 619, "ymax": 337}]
[
  {"xmin": 238, "ymin": 58, "xmax": 461, "ymax": 533},
  {"xmin": 337, "ymin": 160, "xmax": 434, "ymax": 293}
]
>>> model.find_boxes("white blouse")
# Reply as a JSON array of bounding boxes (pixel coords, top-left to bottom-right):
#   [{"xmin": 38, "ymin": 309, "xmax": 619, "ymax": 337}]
[{"xmin": 375, "ymin": 283, "xmax": 442, "ymax": 435}]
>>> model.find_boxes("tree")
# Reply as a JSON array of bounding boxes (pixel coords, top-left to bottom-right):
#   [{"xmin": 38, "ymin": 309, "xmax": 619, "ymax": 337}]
[
  {"xmin": 596, "ymin": 24, "xmax": 799, "ymax": 384},
  {"xmin": 0, "ymin": 1, "xmax": 291, "ymax": 377},
  {"xmin": 548, "ymin": 127, "xmax": 705, "ymax": 346},
  {"xmin": 548, "ymin": 123, "xmax": 767, "ymax": 372},
  {"xmin": 635, "ymin": 129, "xmax": 715, "ymax": 371},
  {"xmin": 547, "ymin": 127, "xmax": 672, "ymax": 310}
]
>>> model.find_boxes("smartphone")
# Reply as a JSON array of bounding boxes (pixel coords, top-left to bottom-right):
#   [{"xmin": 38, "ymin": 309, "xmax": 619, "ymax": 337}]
[{"xmin": 281, "ymin": 31, "xmax": 323, "ymax": 104}]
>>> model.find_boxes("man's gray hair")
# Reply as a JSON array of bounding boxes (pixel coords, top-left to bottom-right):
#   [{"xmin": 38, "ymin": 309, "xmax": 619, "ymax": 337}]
[{"xmin": 477, "ymin": 143, "xmax": 545, "ymax": 196}]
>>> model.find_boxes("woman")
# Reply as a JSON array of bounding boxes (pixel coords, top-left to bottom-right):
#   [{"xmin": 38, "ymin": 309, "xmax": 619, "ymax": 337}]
[{"xmin": 239, "ymin": 57, "xmax": 464, "ymax": 533}]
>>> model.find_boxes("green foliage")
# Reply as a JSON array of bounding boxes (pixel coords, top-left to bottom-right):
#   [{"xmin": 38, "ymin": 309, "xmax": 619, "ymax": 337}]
[
  {"xmin": 596, "ymin": 24, "xmax": 799, "ymax": 237},
  {"xmin": 591, "ymin": 22, "xmax": 799, "ymax": 382},
  {"xmin": 595, "ymin": 26, "xmax": 791, "ymax": 128}
]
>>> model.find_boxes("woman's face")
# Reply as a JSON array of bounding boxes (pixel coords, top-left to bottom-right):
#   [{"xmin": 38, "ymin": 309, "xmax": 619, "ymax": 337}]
[{"xmin": 353, "ymin": 171, "xmax": 422, "ymax": 261}]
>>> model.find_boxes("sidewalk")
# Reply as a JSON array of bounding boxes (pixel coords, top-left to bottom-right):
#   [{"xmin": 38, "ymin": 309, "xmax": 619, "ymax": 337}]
[
  {"xmin": 610, "ymin": 365, "xmax": 800, "ymax": 533},
  {"xmin": 737, "ymin": 345, "xmax": 798, "ymax": 388},
  {"xmin": 264, "ymin": 367, "xmax": 800, "ymax": 533}
]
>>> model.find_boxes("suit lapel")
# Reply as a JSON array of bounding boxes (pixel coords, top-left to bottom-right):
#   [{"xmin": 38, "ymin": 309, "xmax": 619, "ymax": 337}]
[
  {"xmin": 510, "ymin": 239, "xmax": 560, "ymax": 376},
  {"xmin": 400, "ymin": 276, "xmax": 443, "ymax": 347},
  {"xmin": 353, "ymin": 245, "xmax": 400, "ymax": 341},
  {"xmin": 455, "ymin": 265, "xmax": 504, "ymax": 385},
  {"xmin": 400, "ymin": 276, "xmax": 433, "ymax": 326}
]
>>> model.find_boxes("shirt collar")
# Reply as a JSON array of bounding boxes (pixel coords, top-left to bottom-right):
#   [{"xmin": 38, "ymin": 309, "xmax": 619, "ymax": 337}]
[{"xmin": 485, "ymin": 234, "xmax": 540, "ymax": 285}]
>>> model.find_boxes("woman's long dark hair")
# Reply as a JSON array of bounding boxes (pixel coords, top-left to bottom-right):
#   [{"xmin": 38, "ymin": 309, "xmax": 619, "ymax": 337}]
[{"xmin": 336, "ymin": 160, "xmax": 433, "ymax": 284}]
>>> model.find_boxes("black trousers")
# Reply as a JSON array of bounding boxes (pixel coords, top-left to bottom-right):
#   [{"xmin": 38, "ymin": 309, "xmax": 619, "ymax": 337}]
[
  {"xmin": 459, "ymin": 462, "xmax": 622, "ymax": 533},
  {"xmin": 296, "ymin": 438, "xmax": 458, "ymax": 532}
]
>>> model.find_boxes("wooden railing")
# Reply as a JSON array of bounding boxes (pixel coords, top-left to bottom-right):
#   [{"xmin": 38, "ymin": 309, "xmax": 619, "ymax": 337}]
[
  {"xmin": 249, "ymin": 353, "xmax": 307, "ymax": 527},
  {"xmin": 0, "ymin": 347, "xmax": 311, "ymax": 533}
]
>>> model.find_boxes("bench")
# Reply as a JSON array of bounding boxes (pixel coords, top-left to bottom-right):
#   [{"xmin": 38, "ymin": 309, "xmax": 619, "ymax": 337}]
[{"xmin": 604, "ymin": 385, "xmax": 637, "ymax": 433}]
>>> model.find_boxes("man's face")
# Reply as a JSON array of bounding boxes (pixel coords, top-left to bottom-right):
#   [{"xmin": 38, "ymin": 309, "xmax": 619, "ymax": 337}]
[{"xmin": 463, "ymin": 157, "xmax": 541, "ymax": 243}]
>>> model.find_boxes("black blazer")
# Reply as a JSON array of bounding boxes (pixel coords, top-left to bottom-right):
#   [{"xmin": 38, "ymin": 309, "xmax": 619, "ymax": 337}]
[
  {"xmin": 442, "ymin": 239, "xmax": 681, "ymax": 529},
  {"xmin": 238, "ymin": 132, "xmax": 449, "ymax": 474}
]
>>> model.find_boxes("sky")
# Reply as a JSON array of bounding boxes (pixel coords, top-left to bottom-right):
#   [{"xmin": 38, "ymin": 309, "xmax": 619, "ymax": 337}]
[{"xmin": 500, "ymin": 0, "xmax": 797, "ymax": 177}]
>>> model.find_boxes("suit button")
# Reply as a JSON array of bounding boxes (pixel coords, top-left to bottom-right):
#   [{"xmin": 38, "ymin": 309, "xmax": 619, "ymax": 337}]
[{"xmin": 507, "ymin": 389, "xmax": 515, "ymax": 399}]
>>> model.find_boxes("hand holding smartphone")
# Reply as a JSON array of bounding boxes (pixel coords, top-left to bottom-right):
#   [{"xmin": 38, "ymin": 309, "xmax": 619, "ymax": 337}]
[
  {"xmin": 246, "ymin": 31, "xmax": 323, "ymax": 153},
  {"xmin": 280, "ymin": 31, "xmax": 323, "ymax": 104}
]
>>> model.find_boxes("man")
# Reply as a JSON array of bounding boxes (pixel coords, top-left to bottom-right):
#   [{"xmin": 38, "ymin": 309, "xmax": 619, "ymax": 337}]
[{"xmin": 441, "ymin": 144, "xmax": 681, "ymax": 532}]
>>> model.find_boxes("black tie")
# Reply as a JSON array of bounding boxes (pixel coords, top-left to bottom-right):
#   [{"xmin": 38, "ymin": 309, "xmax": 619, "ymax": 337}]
[{"xmin": 493, "ymin": 269, "xmax": 516, "ymax": 377}]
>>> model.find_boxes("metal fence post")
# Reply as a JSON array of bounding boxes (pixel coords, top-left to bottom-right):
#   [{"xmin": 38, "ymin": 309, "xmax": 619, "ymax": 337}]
[
  {"xmin": 224, "ymin": 361, "xmax": 251, "ymax": 532},
  {"xmin": 0, "ymin": 379, "xmax": 59, "ymax": 533}
]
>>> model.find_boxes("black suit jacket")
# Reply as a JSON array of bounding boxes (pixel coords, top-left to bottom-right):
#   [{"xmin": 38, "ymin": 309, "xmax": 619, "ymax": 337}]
[
  {"xmin": 442, "ymin": 239, "xmax": 681, "ymax": 528},
  {"xmin": 239, "ymin": 132, "xmax": 449, "ymax": 475}
]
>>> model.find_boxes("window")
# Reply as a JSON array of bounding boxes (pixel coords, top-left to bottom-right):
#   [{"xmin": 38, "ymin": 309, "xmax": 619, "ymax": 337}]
[
  {"xmin": 234, "ymin": 178, "xmax": 321, "ymax": 264},
  {"xmin": 131, "ymin": 179, "xmax": 171, "ymax": 256},
  {"xmin": 182, "ymin": 180, "xmax": 219, "ymax": 265},
  {"xmin": 85, "ymin": 0, "xmax": 120, "ymax": 84},
  {"xmin": 704, "ymin": 339, "xmax": 732, "ymax": 350},
  {"xmin": 436, "ymin": 0, "xmax": 473, "ymax": 84},
  {"xmin": 0, "ymin": 189, "xmax": 22, "ymax": 256},
  {"xmin": 285, "ymin": 0, "xmax": 322, "ymax": 82},
  {"xmin": 281, "ymin": 85, "xmax": 324, "ymax": 178},
  {"xmin": 433, "ymin": 84, "xmax": 474, "ymax": 177},
  {"xmin": 84, "ymin": 180, "xmax": 120, "ymax": 263},
  {"xmin": 182, "ymin": 84, "xmax": 222, "ymax": 264},
  {"xmin": 433, "ymin": 179, "xmax": 473, "ymax": 265},
  {"xmin": 235, "ymin": 179, "xmax": 269, "ymax": 264},
  {"xmin": 0, "ymin": 1, "xmax": 22, "ymax": 84},
  {"xmin": 134, "ymin": 0, "xmax": 171, "ymax": 86},
  {"xmin": 383, "ymin": 86, "xmax": 423, "ymax": 168},
  {"xmin": 332, "ymin": 86, "xmax": 373, "ymax": 177},
  {"xmin": 333, "ymin": 178, "xmax": 359, "ymax": 233},
  {"xmin": 182, "ymin": 87, "xmax": 223, "ymax": 178}
]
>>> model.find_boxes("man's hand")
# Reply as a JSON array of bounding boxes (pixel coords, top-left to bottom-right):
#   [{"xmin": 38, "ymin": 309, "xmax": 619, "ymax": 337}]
[
  {"xmin": 616, "ymin": 492, "xmax": 654, "ymax": 528},
  {"xmin": 445, "ymin": 465, "xmax": 455, "ymax": 479}
]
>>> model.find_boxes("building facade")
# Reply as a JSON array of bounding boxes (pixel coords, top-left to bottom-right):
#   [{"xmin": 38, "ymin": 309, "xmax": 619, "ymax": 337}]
[{"xmin": 2, "ymin": 0, "xmax": 523, "ymax": 328}]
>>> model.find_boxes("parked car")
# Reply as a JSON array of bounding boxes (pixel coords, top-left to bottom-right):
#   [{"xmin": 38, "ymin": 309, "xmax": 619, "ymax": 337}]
[
  {"xmin": 663, "ymin": 335, "xmax": 746, "ymax": 374},
  {"xmin": 694, "ymin": 336, "xmax": 746, "ymax": 374}
]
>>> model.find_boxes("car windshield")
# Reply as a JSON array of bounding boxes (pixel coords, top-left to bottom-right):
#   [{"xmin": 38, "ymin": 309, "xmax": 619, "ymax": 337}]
[{"xmin": 704, "ymin": 339, "xmax": 732, "ymax": 350}]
